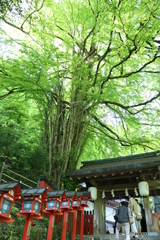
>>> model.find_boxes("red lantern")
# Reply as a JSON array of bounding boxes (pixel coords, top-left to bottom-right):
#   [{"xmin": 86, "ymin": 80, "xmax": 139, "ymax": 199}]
[
  {"xmin": 43, "ymin": 190, "xmax": 66, "ymax": 240},
  {"xmin": 69, "ymin": 192, "xmax": 82, "ymax": 240},
  {"xmin": 0, "ymin": 181, "xmax": 21, "ymax": 223},
  {"xmin": 17, "ymin": 187, "xmax": 47, "ymax": 240},
  {"xmin": 76, "ymin": 191, "xmax": 91, "ymax": 240}
]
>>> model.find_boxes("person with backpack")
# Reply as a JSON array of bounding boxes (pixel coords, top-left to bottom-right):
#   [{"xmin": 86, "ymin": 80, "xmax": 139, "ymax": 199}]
[{"xmin": 115, "ymin": 201, "xmax": 131, "ymax": 240}]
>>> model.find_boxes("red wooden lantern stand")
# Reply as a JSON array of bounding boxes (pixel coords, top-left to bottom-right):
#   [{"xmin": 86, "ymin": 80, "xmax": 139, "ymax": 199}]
[
  {"xmin": 0, "ymin": 181, "xmax": 21, "ymax": 223},
  {"xmin": 16, "ymin": 187, "xmax": 47, "ymax": 240},
  {"xmin": 61, "ymin": 191, "xmax": 75, "ymax": 240},
  {"xmin": 43, "ymin": 190, "xmax": 66, "ymax": 240},
  {"xmin": 79, "ymin": 191, "xmax": 91, "ymax": 240},
  {"xmin": 71, "ymin": 192, "xmax": 81, "ymax": 240}
]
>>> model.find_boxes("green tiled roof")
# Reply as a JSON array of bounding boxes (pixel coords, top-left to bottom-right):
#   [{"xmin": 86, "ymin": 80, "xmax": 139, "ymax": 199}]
[{"xmin": 0, "ymin": 181, "xmax": 20, "ymax": 192}]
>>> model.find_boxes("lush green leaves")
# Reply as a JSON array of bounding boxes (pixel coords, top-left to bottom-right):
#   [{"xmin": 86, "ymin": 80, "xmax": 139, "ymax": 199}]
[{"xmin": 1, "ymin": 0, "xmax": 160, "ymax": 187}]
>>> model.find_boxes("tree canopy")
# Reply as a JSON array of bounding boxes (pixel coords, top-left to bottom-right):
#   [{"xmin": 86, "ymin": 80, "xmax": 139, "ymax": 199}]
[{"xmin": 1, "ymin": 0, "xmax": 160, "ymax": 188}]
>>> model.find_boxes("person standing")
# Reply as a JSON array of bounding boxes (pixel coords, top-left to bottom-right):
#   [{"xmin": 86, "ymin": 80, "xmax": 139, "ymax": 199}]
[
  {"xmin": 126, "ymin": 194, "xmax": 139, "ymax": 239},
  {"xmin": 115, "ymin": 201, "xmax": 130, "ymax": 240},
  {"xmin": 135, "ymin": 199, "xmax": 142, "ymax": 234},
  {"xmin": 139, "ymin": 203, "xmax": 147, "ymax": 232}
]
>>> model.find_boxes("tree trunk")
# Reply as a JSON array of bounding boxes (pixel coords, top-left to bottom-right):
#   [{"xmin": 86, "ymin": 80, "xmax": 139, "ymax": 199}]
[{"xmin": 48, "ymin": 90, "xmax": 88, "ymax": 189}]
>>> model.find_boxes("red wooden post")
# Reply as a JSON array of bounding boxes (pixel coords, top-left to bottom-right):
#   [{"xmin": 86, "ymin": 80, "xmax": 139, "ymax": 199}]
[
  {"xmin": 0, "ymin": 193, "xmax": 3, "ymax": 208},
  {"xmin": 61, "ymin": 211, "xmax": 68, "ymax": 240},
  {"xmin": 80, "ymin": 207, "xmax": 84, "ymax": 240},
  {"xmin": 47, "ymin": 213, "xmax": 55, "ymax": 240},
  {"xmin": 72, "ymin": 209, "xmax": 77, "ymax": 240},
  {"xmin": 22, "ymin": 215, "xmax": 32, "ymax": 240}
]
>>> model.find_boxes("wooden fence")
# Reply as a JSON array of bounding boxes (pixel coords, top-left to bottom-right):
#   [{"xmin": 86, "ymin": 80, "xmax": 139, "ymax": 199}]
[{"xmin": 54, "ymin": 211, "xmax": 94, "ymax": 235}]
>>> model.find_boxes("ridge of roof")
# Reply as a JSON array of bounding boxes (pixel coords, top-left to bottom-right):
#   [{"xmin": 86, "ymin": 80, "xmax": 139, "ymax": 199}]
[
  {"xmin": 0, "ymin": 181, "xmax": 20, "ymax": 191},
  {"xmin": 81, "ymin": 151, "xmax": 160, "ymax": 167},
  {"xmin": 47, "ymin": 190, "xmax": 65, "ymax": 197},
  {"xmin": 22, "ymin": 187, "xmax": 46, "ymax": 196}
]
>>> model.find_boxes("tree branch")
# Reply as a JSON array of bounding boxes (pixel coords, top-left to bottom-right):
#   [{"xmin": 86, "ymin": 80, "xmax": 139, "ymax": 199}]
[
  {"xmin": 141, "ymin": 70, "xmax": 160, "ymax": 74},
  {"xmin": 1, "ymin": 17, "xmax": 42, "ymax": 46},
  {"xmin": 0, "ymin": 88, "xmax": 25, "ymax": 100},
  {"xmin": 89, "ymin": 124, "xmax": 155, "ymax": 150},
  {"xmin": 125, "ymin": 92, "xmax": 160, "ymax": 109},
  {"xmin": 102, "ymin": 92, "xmax": 160, "ymax": 115},
  {"xmin": 92, "ymin": 114, "xmax": 120, "ymax": 139},
  {"xmin": 138, "ymin": 122, "xmax": 160, "ymax": 127},
  {"xmin": 102, "ymin": 100, "xmax": 134, "ymax": 114},
  {"xmin": 82, "ymin": 9, "xmax": 99, "ymax": 54},
  {"xmin": 108, "ymin": 52, "xmax": 160, "ymax": 80},
  {"xmin": 93, "ymin": 30, "xmax": 113, "ymax": 86},
  {"xmin": 21, "ymin": 0, "xmax": 45, "ymax": 29},
  {"xmin": 100, "ymin": 45, "xmax": 137, "ymax": 90},
  {"xmin": 1, "ymin": 17, "xmax": 29, "ymax": 34},
  {"xmin": 88, "ymin": 0, "xmax": 95, "ymax": 14},
  {"xmin": 88, "ymin": 124, "xmax": 130, "ymax": 146},
  {"xmin": 56, "ymin": 24, "xmax": 80, "ymax": 48}
]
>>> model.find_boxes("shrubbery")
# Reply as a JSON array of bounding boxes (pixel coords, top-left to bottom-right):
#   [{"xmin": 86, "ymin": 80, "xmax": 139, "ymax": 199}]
[{"xmin": 0, "ymin": 206, "xmax": 74, "ymax": 240}]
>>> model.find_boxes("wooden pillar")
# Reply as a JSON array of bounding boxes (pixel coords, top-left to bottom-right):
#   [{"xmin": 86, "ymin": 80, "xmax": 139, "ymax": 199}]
[
  {"xmin": 94, "ymin": 193, "xmax": 106, "ymax": 234},
  {"xmin": 61, "ymin": 211, "xmax": 68, "ymax": 240},
  {"xmin": 47, "ymin": 213, "xmax": 55, "ymax": 240},
  {"xmin": 143, "ymin": 196, "xmax": 152, "ymax": 232},
  {"xmin": 80, "ymin": 207, "xmax": 84, "ymax": 240},
  {"xmin": 22, "ymin": 215, "xmax": 32, "ymax": 240},
  {"xmin": 72, "ymin": 210, "xmax": 77, "ymax": 240}
]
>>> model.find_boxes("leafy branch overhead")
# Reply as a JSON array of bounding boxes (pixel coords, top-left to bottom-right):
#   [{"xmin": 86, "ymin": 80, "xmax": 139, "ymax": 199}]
[{"xmin": 1, "ymin": 0, "xmax": 160, "ymax": 188}]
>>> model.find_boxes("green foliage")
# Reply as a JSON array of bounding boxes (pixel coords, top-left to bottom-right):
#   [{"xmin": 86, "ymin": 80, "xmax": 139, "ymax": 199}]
[
  {"xmin": 62, "ymin": 175, "xmax": 80, "ymax": 191},
  {"xmin": 0, "ymin": 0, "xmax": 22, "ymax": 16},
  {"xmin": 52, "ymin": 223, "xmax": 72, "ymax": 240},
  {"xmin": 0, "ymin": 206, "xmax": 67, "ymax": 240},
  {"xmin": 29, "ymin": 219, "xmax": 48, "ymax": 240},
  {"xmin": 0, "ymin": 205, "xmax": 25, "ymax": 240},
  {"xmin": 52, "ymin": 224, "xmax": 63, "ymax": 240},
  {"xmin": 1, "ymin": 0, "xmax": 160, "ymax": 188},
  {"xmin": 0, "ymin": 205, "xmax": 73, "ymax": 240},
  {"xmin": 0, "ymin": 94, "xmax": 49, "ymax": 184}
]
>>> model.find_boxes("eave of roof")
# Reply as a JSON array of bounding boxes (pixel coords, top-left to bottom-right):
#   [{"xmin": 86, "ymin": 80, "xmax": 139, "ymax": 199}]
[
  {"xmin": 47, "ymin": 190, "xmax": 65, "ymax": 198},
  {"xmin": 0, "ymin": 181, "xmax": 20, "ymax": 192},
  {"xmin": 66, "ymin": 151, "xmax": 160, "ymax": 177},
  {"xmin": 22, "ymin": 187, "xmax": 46, "ymax": 197},
  {"xmin": 81, "ymin": 151, "xmax": 160, "ymax": 166}
]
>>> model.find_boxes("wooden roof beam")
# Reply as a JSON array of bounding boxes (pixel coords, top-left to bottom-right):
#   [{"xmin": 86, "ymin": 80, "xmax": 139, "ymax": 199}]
[
  {"xmin": 86, "ymin": 175, "xmax": 94, "ymax": 179},
  {"xmin": 89, "ymin": 178, "xmax": 97, "ymax": 188},
  {"xmin": 90, "ymin": 169, "xmax": 158, "ymax": 182},
  {"xmin": 69, "ymin": 167, "xmax": 158, "ymax": 180},
  {"xmin": 95, "ymin": 173, "xmax": 140, "ymax": 181},
  {"xmin": 85, "ymin": 169, "xmax": 159, "ymax": 182},
  {"xmin": 85, "ymin": 173, "xmax": 109, "ymax": 179},
  {"xmin": 98, "ymin": 180, "xmax": 160, "ymax": 192},
  {"xmin": 140, "ymin": 174, "xmax": 145, "ymax": 181}
]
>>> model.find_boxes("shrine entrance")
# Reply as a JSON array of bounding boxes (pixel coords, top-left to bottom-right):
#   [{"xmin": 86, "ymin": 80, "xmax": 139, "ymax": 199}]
[{"xmin": 66, "ymin": 151, "xmax": 160, "ymax": 234}]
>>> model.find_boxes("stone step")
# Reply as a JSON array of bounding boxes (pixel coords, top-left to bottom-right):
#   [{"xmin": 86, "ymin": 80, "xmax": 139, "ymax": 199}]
[{"xmin": 83, "ymin": 233, "xmax": 160, "ymax": 240}]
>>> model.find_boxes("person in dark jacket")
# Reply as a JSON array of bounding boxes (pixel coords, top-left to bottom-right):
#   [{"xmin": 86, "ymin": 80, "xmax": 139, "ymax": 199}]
[
  {"xmin": 139, "ymin": 203, "xmax": 147, "ymax": 232},
  {"xmin": 115, "ymin": 201, "xmax": 130, "ymax": 240}
]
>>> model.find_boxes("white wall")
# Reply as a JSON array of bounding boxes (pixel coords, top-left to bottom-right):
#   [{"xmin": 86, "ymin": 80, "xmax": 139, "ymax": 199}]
[{"xmin": 106, "ymin": 206, "xmax": 116, "ymax": 222}]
